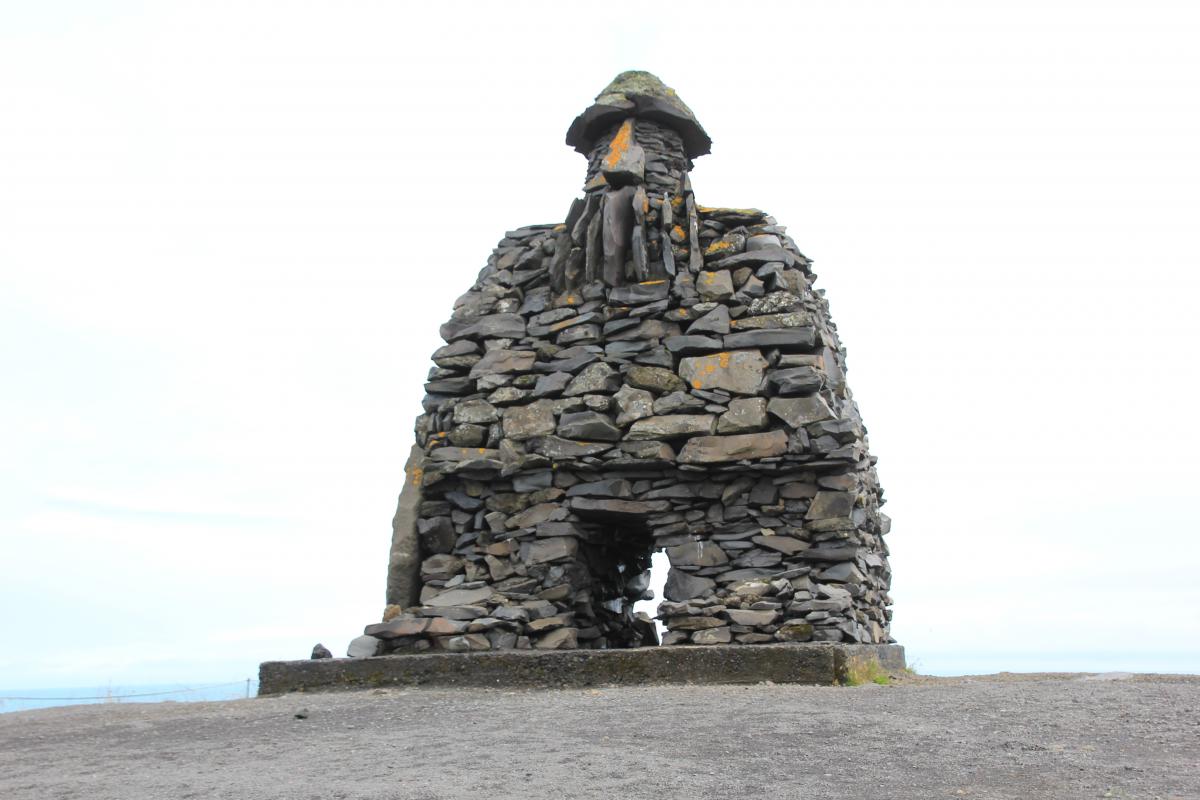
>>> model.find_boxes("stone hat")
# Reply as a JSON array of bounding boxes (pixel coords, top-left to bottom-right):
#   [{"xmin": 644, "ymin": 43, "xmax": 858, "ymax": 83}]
[{"xmin": 565, "ymin": 70, "xmax": 712, "ymax": 159}]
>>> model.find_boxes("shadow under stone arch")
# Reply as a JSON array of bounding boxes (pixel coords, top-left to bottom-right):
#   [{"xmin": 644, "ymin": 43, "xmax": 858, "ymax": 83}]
[{"xmin": 368, "ymin": 71, "xmax": 894, "ymax": 655}]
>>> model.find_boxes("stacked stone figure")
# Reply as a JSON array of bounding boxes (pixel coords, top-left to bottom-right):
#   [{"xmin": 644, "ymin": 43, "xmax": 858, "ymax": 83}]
[{"xmin": 360, "ymin": 72, "xmax": 893, "ymax": 657}]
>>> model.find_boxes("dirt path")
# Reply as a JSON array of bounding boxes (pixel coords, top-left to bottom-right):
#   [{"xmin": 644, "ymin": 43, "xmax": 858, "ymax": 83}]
[{"xmin": 2, "ymin": 673, "xmax": 1196, "ymax": 799}]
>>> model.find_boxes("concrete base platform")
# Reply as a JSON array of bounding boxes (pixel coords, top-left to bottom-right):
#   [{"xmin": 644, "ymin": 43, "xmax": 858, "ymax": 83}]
[{"xmin": 258, "ymin": 642, "xmax": 905, "ymax": 695}]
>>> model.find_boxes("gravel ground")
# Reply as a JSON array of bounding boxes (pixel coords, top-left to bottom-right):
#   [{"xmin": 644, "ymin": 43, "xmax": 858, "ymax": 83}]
[{"xmin": 1, "ymin": 673, "xmax": 1196, "ymax": 800}]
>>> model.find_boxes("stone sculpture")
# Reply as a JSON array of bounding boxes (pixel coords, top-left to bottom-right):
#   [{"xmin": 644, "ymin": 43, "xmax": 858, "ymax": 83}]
[{"xmin": 366, "ymin": 71, "xmax": 894, "ymax": 656}]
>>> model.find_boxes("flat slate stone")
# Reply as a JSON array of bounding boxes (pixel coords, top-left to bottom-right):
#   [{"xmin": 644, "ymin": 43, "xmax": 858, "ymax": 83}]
[
  {"xmin": 767, "ymin": 396, "xmax": 835, "ymax": 428},
  {"xmin": 723, "ymin": 328, "xmax": 817, "ymax": 350},
  {"xmin": 568, "ymin": 497, "xmax": 671, "ymax": 517},
  {"xmin": 718, "ymin": 397, "xmax": 769, "ymax": 434},
  {"xmin": 527, "ymin": 436, "xmax": 613, "ymax": 459},
  {"xmin": 445, "ymin": 313, "xmax": 527, "ymax": 342},
  {"xmin": 768, "ymin": 366, "xmax": 824, "ymax": 395},
  {"xmin": 677, "ymin": 430, "xmax": 788, "ymax": 464},
  {"xmin": 626, "ymin": 414, "xmax": 717, "ymax": 440},
  {"xmin": 678, "ymin": 350, "xmax": 767, "ymax": 395},
  {"xmin": 565, "ymin": 362, "xmax": 621, "ymax": 396},
  {"xmin": 469, "ymin": 349, "xmax": 536, "ymax": 377},
  {"xmin": 702, "ymin": 245, "xmax": 796, "ymax": 270},
  {"xmin": 608, "ymin": 281, "xmax": 669, "ymax": 305},
  {"xmin": 557, "ymin": 411, "xmax": 621, "ymax": 441},
  {"xmin": 626, "ymin": 365, "xmax": 687, "ymax": 394},
  {"xmin": 727, "ymin": 312, "xmax": 813, "ymax": 330},
  {"xmin": 503, "ymin": 401, "xmax": 557, "ymax": 440}
]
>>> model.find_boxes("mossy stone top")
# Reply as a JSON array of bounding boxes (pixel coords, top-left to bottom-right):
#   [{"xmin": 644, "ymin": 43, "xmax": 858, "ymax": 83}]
[{"xmin": 566, "ymin": 70, "xmax": 712, "ymax": 160}]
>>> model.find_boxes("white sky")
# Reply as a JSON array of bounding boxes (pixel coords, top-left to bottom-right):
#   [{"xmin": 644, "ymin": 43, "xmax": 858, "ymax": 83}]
[{"xmin": 2, "ymin": 0, "xmax": 1198, "ymax": 687}]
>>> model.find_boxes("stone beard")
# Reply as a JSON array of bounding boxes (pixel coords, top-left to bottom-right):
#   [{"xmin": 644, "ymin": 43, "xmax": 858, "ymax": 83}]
[{"xmin": 372, "ymin": 71, "xmax": 893, "ymax": 656}]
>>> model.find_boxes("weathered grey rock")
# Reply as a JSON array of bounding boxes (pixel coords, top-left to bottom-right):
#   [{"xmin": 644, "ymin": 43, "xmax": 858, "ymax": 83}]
[
  {"xmin": 805, "ymin": 491, "xmax": 855, "ymax": 520},
  {"xmin": 678, "ymin": 351, "xmax": 767, "ymax": 395},
  {"xmin": 703, "ymin": 245, "xmax": 796, "ymax": 270},
  {"xmin": 687, "ymin": 304, "xmax": 731, "ymax": 336},
  {"xmin": 767, "ymin": 396, "xmax": 835, "ymax": 428},
  {"xmin": 614, "ymin": 384, "xmax": 654, "ymax": 426},
  {"xmin": 626, "ymin": 414, "xmax": 716, "ymax": 440},
  {"xmin": 663, "ymin": 570, "xmax": 715, "ymax": 602},
  {"xmin": 769, "ymin": 367, "xmax": 824, "ymax": 395},
  {"xmin": 524, "ymin": 536, "xmax": 579, "ymax": 565},
  {"xmin": 666, "ymin": 615, "xmax": 727, "ymax": 631},
  {"xmin": 609, "ymin": 281, "xmax": 669, "ymax": 305},
  {"xmin": 346, "ymin": 635, "xmax": 383, "ymax": 658},
  {"xmin": 626, "ymin": 365, "xmax": 687, "ymax": 394},
  {"xmin": 652, "ymin": 391, "xmax": 706, "ymax": 415},
  {"xmin": 776, "ymin": 621, "xmax": 815, "ymax": 642},
  {"xmin": 726, "ymin": 609, "xmax": 779, "ymax": 626},
  {"xmin": 469, "ymin": 349, "xmax": 536, "ymax": 377},
  {"xmin": 617, "ymin": 440, "xmax": 675, "ymax": 461},
  {"xmin": 442, "ymin": 634, "xmax": 491, "ymax": 652},
  {"xmin": 663, "ymin": 335, "xmax": 723, "ymax": 355},
  {"xmin": 752, "ymin": 535, "xmax": 810, "ymax": 555},
  {"xmin": 677, "ymin": 430, "xmax": 788, "ymax": 464},
  {"xmin": 446, "ymin": 313, "xmax": 526, "ymax": 342},
  {"xmin": 557, "ymin": 411, "xmax": 621, "ymax": 441},
  {"xmin": 534, "ymin": 627, "xmax": 579, "ymax": 650},
  {"xmin": 527, "ymin": 436, "xmax": 613, "ymax": 458},
  {"xmin": 365, "ymin": 617, "xmax": 428, "ymax": 639},
  {"xmin": 568, "ymin": 497, "xmax": 671, "ymax": 517},
  {"xmin": 564, "ymin": 478, "xmax": 631, "ymax": 498},
  {"xmin": 717, "ymin": 397, "xmax": 768, "ymax": 434},
  {"xmin": 748, "ymin": 292, "xmax": 801, "ymax": 315},
  {"xmin": 564, "ymin": 362, "xmax": 621, "ymax": 396},
  {"xmin": 421, "ymin": 553, "xmax": 465, "ymax": 580},
  {"xmin": 425, "ymin": 586, "xmax": 493, "ymax": 608},
  {"xmin": 723, "ymin": 328, "xmax": 817, "ymax": 350},
  {"xmin": 696, "ymin": 269, "xmax": 734, "ymax": 301},
  {"xmin": 666, "ymin": 540, "xmax": 728, "ymax": 567},
  {"xmin": 502, "ymin": 401, "xmax": 557, "ymax": 440},
  {"xmin": 432, "ymin": 340, "xmax": 481, "ymax": 369},
  {"xmin": 386, "ymin": 445, "xmax": 424, "ymax": 608},
  {"xmin": 691, "ymin": 626, "xmax": 733, "ymax": 645},
  {"xmin": 531, "ymin": 371, "xmax": 572, "ymax": 398},
  {"xmin": 728, "ymin": 312, "xmax": 812, "ymax": 330},
  {"xmin": 453, "ymin": 399, "xmax": 500, "ymax": 425}
]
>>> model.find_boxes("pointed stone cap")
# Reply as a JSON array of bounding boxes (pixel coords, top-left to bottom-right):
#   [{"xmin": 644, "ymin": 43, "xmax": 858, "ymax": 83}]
[{"xmin": 566, "ymin": 71, "xmax": 711, "ymax": 159}]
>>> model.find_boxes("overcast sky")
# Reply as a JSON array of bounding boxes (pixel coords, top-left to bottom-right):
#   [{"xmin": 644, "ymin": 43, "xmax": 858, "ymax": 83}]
[{"xmin": 2, "ymin": 1, "xmax": 1198, "ymax": 688}]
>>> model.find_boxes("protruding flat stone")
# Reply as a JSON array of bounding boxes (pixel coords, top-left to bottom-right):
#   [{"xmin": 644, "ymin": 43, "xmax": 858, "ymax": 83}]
[
  {"xmin": 767, "ymin": 396, "xmax": 835, "ymax": 428},
  {"xmin": 626, "ymin": 414, "xmax": 717, "ymax": 440},
  {"xmin": 677, "ymin": 430, "xmax": 788, "ymax": 464}
]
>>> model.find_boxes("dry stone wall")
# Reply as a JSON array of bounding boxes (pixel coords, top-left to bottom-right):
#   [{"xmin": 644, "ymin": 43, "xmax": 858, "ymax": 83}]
[{"xmin": 360, "ymin": 72, "xmax": 893, "ymax": 657}]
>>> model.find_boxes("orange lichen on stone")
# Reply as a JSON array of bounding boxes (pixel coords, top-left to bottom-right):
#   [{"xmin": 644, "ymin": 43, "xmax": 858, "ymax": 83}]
[
  {"xmin": 671, "ymin": 196, "xmax": 684, "ymax": 207},
  {"xmin": 718, "ymin": 352, "xmax": 731, "ymax": 368},
  {"xmin": 639, "ymin": 280, "xmax": 667, "ymax": 286},
  {"xmin": 603, "ymin": 119, "xmax": 634, "ymax": 171},
  {"xmin": 553, "ymin": 223, "xmax": 567, "ymax": 232},
  {"xmin": 705, "ymin": 240, "xmax": 733, "ymax": 255},
  {"xmin": 672, "ymin": 225, "xmax": 685, "ymax": 238},
  {"xmin": 692, "ymin": 379, "xmax": 702, "ymax": 389},
  {"xmin": 409, "ymin": 466, "xmax": 424, "ymax": 487}
]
